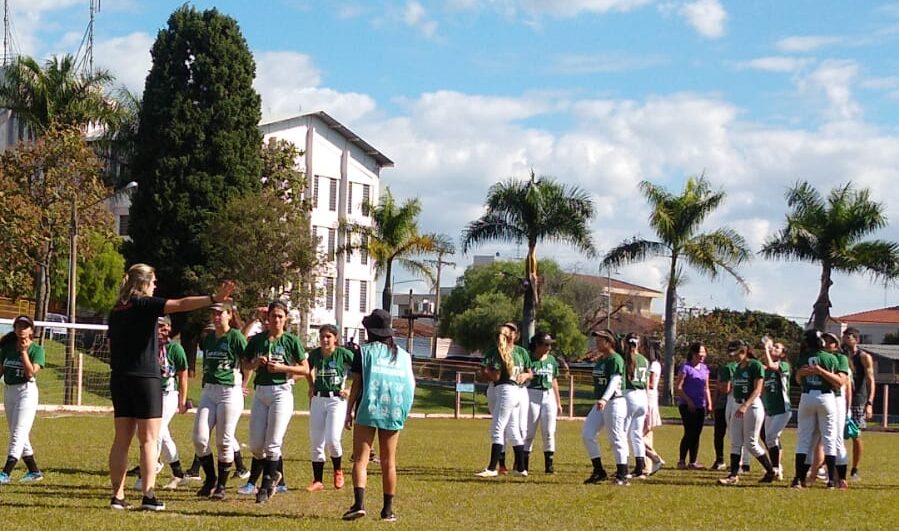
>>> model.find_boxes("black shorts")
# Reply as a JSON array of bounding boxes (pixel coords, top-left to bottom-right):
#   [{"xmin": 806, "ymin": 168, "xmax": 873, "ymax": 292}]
[{"xmin": 110, "ymin": 373, "xmax": 162, "ymax": 419}]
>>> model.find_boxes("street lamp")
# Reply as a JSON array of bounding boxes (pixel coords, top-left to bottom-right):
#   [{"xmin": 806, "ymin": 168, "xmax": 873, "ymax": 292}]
[{"xmin": 65, "ymin": 180, "xmax": 137, "ymax": 405}]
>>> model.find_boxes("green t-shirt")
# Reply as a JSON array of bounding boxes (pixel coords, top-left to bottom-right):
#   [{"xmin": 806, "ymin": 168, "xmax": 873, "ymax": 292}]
[
  {"xmin": 592, "ymin": 352, "xmax": 625, "ymax": 399},
  {"xmin": 161, "ymin": 341, "xmax": 188, "ymax": 390},
  {"xmin": 200, "ymin": 328, "xmax": 247, "ymax": 386},
  {"xmin": 796, "ymin": 349, "xmax": 840, "ymax": 393},
  {"xmin": 763, "ymin": 361, "xmax": 791, "ymax": 415},
  {"xmin": 623, "ymin": 354, "xmax": 650, "ymax": 390},
  {"xmin": 732, "ymin": 359, "xmax": 765, "ymax": 402},
  {"xmin": 1, "ymin": 342, "xmax": 45, "ymax": 385},
  {"xmin": 833, "ymin": 352, "xmax": 850, "ymax": 397},
  {"xmin": 308, "ymin": 346, "xmax": 355, "ymax": 393},
  {"xmin": 714, "ymin": 361, "xmax": 737, "ymax": 409},
  {"xmin": 482, "ymin": 345, "xmax": 530, "ymax": 386},
  {"xmin": 244, "ymin": 333, "xmax": 306, "ymax": 387},
  {"xmin": 527, "ymin": 354, "xmax": 560, "ymax": 391}
]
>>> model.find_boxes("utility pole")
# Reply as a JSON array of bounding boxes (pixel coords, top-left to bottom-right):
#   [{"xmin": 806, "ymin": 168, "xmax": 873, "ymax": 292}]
[{"xmin": 425, "ymin": 252, "xmax": 455, "ymax": 358}]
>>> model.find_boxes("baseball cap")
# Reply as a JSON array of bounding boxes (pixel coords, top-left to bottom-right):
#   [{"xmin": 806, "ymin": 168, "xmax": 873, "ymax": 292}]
[
  {"xmin": 209, "ymin": 302, "xmax": 233, "ymax": 312},
  {"xmin": 533, "ymin": 331, "xmax": 556, "ymax": 345},
  {"xmin": 13, "ymin": 315, "xmax": 34, "ymax": 328},
  {"xmin": 822, "ymin": 332, "xmax": 840, "ymax": 345},
  {"xmin": 727, "ymin": 339, "xmax": 747, "ymax": 355}
]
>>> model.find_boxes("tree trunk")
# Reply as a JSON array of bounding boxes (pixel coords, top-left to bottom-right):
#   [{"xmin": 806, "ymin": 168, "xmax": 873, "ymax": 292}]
[
  {"xmin": 812, "ymin": 263, "xmax": 833, "ymax": 331},
  {"xmin": 522, "ymin": 243, "xmax": 538, "ymax": 344},
  {"xmin": 663, "ymin": 257, "xmax": 679, "ymax": 406},
  {"xmin": 381, "ymin": 259, "xmax": 394, "ymax": 317}
]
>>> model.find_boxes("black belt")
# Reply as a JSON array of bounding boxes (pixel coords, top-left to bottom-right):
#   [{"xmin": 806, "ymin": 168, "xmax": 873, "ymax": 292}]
[
  {"xmin": 802, "ymin": 389, "xmax": 832, "ymax": 394},
  {"xmin": 314, "ymin": 391, "xmax": 341, "ymax": 398}
]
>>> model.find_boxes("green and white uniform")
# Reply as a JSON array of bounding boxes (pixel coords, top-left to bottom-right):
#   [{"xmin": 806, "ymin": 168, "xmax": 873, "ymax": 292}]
[
  {"xmin": 482, "ymin": 345, "xmax": 530, "ymax": 446},
  {"xmin": 795, "ymin": 349, "xmax": 840, "ymax": 456},
  {"xmin": 582, "ymin": 352, "xmax": 629, "ymax": 465},
  {"xmin": 159, "ymin": 341, "xmax": 188, "ymax": 465},
  {"xmin": 308, "ymin": 347, "xmax": 354, "ymax": 462},
  {"xmin": 833, "ymin": 352, "xmax": 851, "ymax": 467},
  {"xmin": 763, "ymin": 360, "xmax": 792, "ymax": 449},
  {"xmin": 193, "ymin": 328, "xmax": 247, "ymax": 462},
  {"xmin": 623, "ymin": 354, "xmax": 650, "ymax": 459},
  {"xmin": 246, "ymin": 333, "xmax": 305, "ymax": 461},
  {"xmin": 729, "ymin": 359, "xmax": 767, "ymax": 459},
  {"xmin": 2, "ymin": 341, "xmax": 44, "ymax": 461},
  {"xmin": 525, "ymin": 354, "xmax": 560, "ymax": 453}
]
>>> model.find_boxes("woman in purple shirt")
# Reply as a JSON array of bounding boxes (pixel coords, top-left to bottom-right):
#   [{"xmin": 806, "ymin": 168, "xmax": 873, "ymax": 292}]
[{"xmin": 675, "ymin": 342, "xmax": 712, "ymax": 470}]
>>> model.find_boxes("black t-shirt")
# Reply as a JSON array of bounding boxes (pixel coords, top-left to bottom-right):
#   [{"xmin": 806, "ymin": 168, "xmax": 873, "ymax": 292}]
[{"xmin": 108, "ymin": 296, "xmax": 167, "ymax": 377}]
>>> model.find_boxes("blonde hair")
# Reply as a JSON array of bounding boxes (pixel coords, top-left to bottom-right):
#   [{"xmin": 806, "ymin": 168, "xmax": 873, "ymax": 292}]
[
  {"xmin": 116, "ymin": 263, "xmax": 155, "ymax": 307},
  {"xmin": 497, "ymin": 325, "xmax": 516, "ymax": 377}
]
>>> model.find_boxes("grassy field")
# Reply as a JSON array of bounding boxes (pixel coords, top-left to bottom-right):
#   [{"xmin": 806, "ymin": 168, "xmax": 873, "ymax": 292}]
[{"xmin": 0, "ymin": 412, "xmax": 896, "ymax": 530}]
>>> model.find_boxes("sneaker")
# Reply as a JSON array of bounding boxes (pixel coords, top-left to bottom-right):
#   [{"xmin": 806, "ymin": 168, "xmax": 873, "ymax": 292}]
[
  {"xmin": 825, "ymin": 480, "xmax": 836, "ymax": 490},
  {"xmin": 0, "ymin": 472, "xmax": 9, "ymax": 484},
  {"xmin": 183, "ymin": 470, "xmax": 202, "ymax": 481},
  {"xmin": 676, "ymin": 461, "xmax": 687, "ymax": 470},
  {"xmin": 633, "ymin": 470, "xmax": 650, "ymax": 480},
  {"xmin": 688, "ymin": 462, "xmax": 705, "ymax": 470},
  {"xmin": 712, "ymin": 461, "xmax": 727, "ymax": 471},
  {"xmin": 210, "ymin": 485, "xmax": 226, "ymax": 500},
  {"xmin": 20, "ymin": 472, "xmax": 43, "ymax": 483},
  {"xmin": 759, "ymin": 471, "xmax": 776, "ymax": 484},
  {"xmin": 197, "ymin": 482, "xmax": 216, "ymax": 497},
  {"xmin": 850, "ymin": 469, "xmax": 861, "ymax": 481},
  {"xmin": 613, "ymin": 476, "xmax": 630, "ymax": 486},
  {"xmin": 583, "ymin": 471, "xmax": 608, "ymax": 484},
  {"xmin": 475, "ymin": 468, "xmax": 498, "ymax": 478},
  {"xmin": 511, "ymin": 470, "xmax": 528, "ymax": 477},
  {"xmin": 306, "ymin": 481, "xmax": 325, "ymax": 492},
  {"xmin": 741, "ymin": 464, "xmax": 751, "ymax": 473},
  {"xmin": 235, "ymin": 468, "xmax": 250, "ymax": 480},
  {"xmin": 775, "ymin": 466, "xmax": 784, "ymax": 481},
  {"xmin": 126, "ymin": 465, "xmax": 141, "ymax": 477},
  {"xmin": 334, "ymin": 469, "xmax": 345, "ymax": 489},
  {"xmin": 498, "ymin": 465, "xmax": 509, "ymax": 476},
  {"xmin": 163, "ymin": 477, "xmax": 185, "ymax": 490},
  {"xmin": 237, "ymin": 482, "xmax": 257, "ymax": 495},
  {"xmin": 790, "ymin": 478, "xmax": 805, "ymax": 489},
  {"xmin": 110, "ymin": 497, "xmax": 130, "ymax": 510},
  {"xmin": 381, "ymin": 510, "xmax": 398, "ymax": 523},
  {"xmin": 816, "ymin": 467, "xmax": 827, "ymax": 480},
  {"xmin": 342, "ymin": 506, "xmax": 366, "ymax": 520},
  {"xmin": 134, "ymin": 478, "xmax": 143, "ymax": 491},
  {"xmin": 718, "ymin": 475, "xmax": 739, "ymax": 486},
  {"xmin": 838, "ymin": 479, "xmax": 849, "ymax": 490},
  {"xmin": 255, "ymin": 488, "xmax": 270, "ymax": 504},
  {"xmin": 141, "ymin": 496, "xmax": 166, "ymax": 511},
  {"xmin": 650, "ymin": 460, "xmax": 663, "ymax": 476},
  {"xmin": 276, "ymin": 484, "xmax": 288, "ymax": 494}
]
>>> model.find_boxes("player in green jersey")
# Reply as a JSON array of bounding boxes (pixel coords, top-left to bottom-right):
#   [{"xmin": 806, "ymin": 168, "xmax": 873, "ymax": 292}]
[
  {"xmin": 524, "ymin": 331, "xmax": 562, "ymax": 474},
  {"xmin": 621, "ymin": 333, "xmax": 651, "ymax": 479},
  {"xmin": 761, "ymin": 339, "xmax": 791, "ymax": 480}
]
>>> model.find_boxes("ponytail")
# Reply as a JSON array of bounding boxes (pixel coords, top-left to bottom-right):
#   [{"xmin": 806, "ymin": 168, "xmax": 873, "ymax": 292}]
[
  {"xmin": 115, "ymin": 263, "xmax": 155, "ymax": 308},
  {"xmin": 497, "ymin": 325, "xmax": 516, "ymax": 377}
]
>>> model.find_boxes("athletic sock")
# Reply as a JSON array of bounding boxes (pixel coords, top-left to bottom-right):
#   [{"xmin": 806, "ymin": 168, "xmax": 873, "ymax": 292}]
[
  {"xmin": 187, "ymin": 455, "xmax": 201, "ymax": 476},
  {"xmin": 353, "ymin": 487, "xmax": 365, "ymax": 509},
  {"xmin": 22, "ymin": 455, "xmax": 39, "ymax": 474},
  {"xmin": 312, "ymin": 461, "xmax": 325, "ymax": 483},
  {"xmin": 248, "ymin": 458, "xmax": 264, "ymax": 485},
  {"xmin": 217, "ymin": 461, "xmax": 232, "ymax": 488},
  {"xmin": 794, "ymin": 454, "xmax": 809, "ymax": 483},
  {"xmin": 382, "ymin": 493, "xmax": 394, "ymax": 515},
  {"xmin": 233, "ymin": 450, "xmax": 246, "ymax": 471},
  {"xmin": 544, "ymin": 451, "xmax": 554, "ymax": 473},
  {"xmin": 837, "ymin": 464, "xmax": 848, "ymax": 481},
  {"xmin": 278, "ymin": 457, "xmax": 285, "ymax": 486},
  {"xmin": 488, "ymin": 443, "xmax": 503, "ymax": 470},
  {"xmin": 498, "ymin": 451, "xmax": 506, "ymax": 468},
  {"xmin": 615, "ymin": 463, "xmax": 628, "ymax": 480},
  {"xmin": 512, "ymin": 446, "xmax": 525, "ymax": 473},
  {"xmin": 200, "ymin": 454, "xmax": 217, "ymax": 484},
  {"xmin": 824, "ymin": 455, "xmax": 837, "ymax": 484},
  {"xmin": 850, "ymin": 467, "xmax": 858, "ymax": 476},
  {"xmin": 756, "ymin": 454, "xmax": 774, "ymax": 474},
  {"xmin": 591, "ymin": 456, "xmax": 604, "ymax": 475},
  {"xmin": 729, "ymin": 453, "xmax": 740, "ymax": 477},
  {"xmin": 769, "ymin": 446, "xmax": 780, "ymax": 469},
  {"xmin": 331, "ymin": 455, "xmax": 342, "ymax": 472},
  {"xmin": 3, "ymin": 456, "xmax": 18, "ymax": 475},
  {"xmin": 634, "ymin": 457, "xmax": 646, "ymax": 476},
  {"xmin": 522, "ymin": 451, "xmax": 530, "ymax": 472},
  {"xmin": 170, "ymin": 460, "xmax": 184, "ymax": 478},
  {"xmin": 261, "ymin": 459, "xmax": 278, "ymax": 492}
]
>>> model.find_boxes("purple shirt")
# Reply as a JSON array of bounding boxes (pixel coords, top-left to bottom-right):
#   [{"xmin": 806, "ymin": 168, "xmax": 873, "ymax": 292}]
[{"xmin": 677, "ymin": 362, "xmax": 709, "ymax": 408}]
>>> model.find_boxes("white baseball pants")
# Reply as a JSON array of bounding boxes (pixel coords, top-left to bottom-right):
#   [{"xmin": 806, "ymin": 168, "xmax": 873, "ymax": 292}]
[
  {"xmin": 581, "ymin": 397, "xmax": 629, "ymax": 464},
  {"xmin": 193, "ymin": 383, "xmax": 243, "ymax": 462},
  {"xmin": 4, "ymin": 381, "xmax": 38, "ymax": 459},
  {"xmin": 309, "ymin": 395, "xmax": 348, "ymax": 461},
  {"xmin": 249, "ymin": 383, "xmax": 294, "ymax": 461},
  {"xmin": 525, "ymin": 388, "xmax": 557, "ymax": 453}
]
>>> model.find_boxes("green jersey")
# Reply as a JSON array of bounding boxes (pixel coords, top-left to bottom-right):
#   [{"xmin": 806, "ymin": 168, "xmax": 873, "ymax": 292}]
[
  {"xmin": 161, "ymin": 341, "xmax": 188, "ymax": 391},
  {"xmin": 592, "ymin": 352, "xmax": 625, "ymax": 399},
  {"xmin": 833, "ymin": 352, "xmax": 850, "ymax": 397},
  {"xmin": 528, "ymin": 355, "xmax": 560, "ymax": 391},
  {"xmin": 732, "ymin": 359, "xmax": 765, "ymax": 402},
  {"xmin": 714, "ymin": 361, "xmax": 737, "ymax": 409},
  {"xmin": 1, "ymin": 342, "xmax": 45, "ymax": 385},
  {"xmin": 623, "ymin": 354, "xmax": 650, "ymax": 390},
  {"xmin": 796, "ymin": 349, "xmax": 840, "ymax": 393},
  {"xmin": 244, "ymin": 332, "xmax": 306, "ymax": 387},
  {"xmin": 200, "ymin": 328, "xmax": 247, "ymax": 386},
  {"xmin": 308, "ymin": 346, "xmax": 355, "ymax": 393},
  {"xmin": 763, "ymin": 361, "xmax": 791, "ymax": 415},
  {"xmin": 482, "ymin": 345, "xmax": 530, "ymax": 386}
]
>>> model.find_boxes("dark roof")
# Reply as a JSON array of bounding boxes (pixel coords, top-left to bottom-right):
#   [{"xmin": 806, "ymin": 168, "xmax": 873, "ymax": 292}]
[{"xmin": 861, "ymin": 344, "xmax": 899, "ymax": 361}]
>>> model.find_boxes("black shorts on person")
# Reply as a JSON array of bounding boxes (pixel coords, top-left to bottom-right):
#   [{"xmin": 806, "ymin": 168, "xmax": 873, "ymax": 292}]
[{"xmin": 110, "ymin": 373, "xmax": 163, "ymax": 419}]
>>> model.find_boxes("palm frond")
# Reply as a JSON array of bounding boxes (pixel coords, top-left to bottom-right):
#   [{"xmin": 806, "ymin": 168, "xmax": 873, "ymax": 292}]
[{"xmin": 601, "ymin": 238, "xmax": 669, "ymax": 270}]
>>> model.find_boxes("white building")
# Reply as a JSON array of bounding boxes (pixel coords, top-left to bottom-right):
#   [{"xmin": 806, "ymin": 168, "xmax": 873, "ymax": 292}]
[{"xmin": 261, "ymin": 111, "xmax": 393, "ymax": 344}]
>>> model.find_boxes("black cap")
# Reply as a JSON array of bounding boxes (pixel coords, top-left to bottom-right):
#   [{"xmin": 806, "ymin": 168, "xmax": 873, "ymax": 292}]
[
  {"xmin": 727, "ymin": 339, "xmax": 747, "ymax": 355},
  {"xmin": 533, "ymin": 331, "xmax": 556, "ymax": 345},
  {"xmin": 13, "ymin": 315, "xmax": 34, "ymax": 328},
  {"xmin": 362, "ymin": 309, "xmax": 393, "ymax": 337}
]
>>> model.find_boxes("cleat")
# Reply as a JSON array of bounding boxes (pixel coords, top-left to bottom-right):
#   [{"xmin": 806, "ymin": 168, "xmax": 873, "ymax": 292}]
[
  {"xmin": 196, "ymin": 482, "xmax": 216, "ymax": 497},
  {"xmin": 20, "ymin": 472, "xmax": 44, "ymax": 483},
  {"xmin": 140, "ymin": 496, "xmax": 166, "ymax": 511},
  {"xmin": 255, "ymin": 487, "xmax": 270, "ymax": 504},
  {"xmin": 306, "ymin": 481, "xmax": 325, "ymax": 492},
  {"xmin": 210, "ymin": 485, "xmax": 226, "ymax": 500},
  {"xmin": 825, "ymin": 480, "xmax": 835, "ymax": 490},
  {"xmin": 475, "ymin": 468, "xmax": 498, "ymax": 478},
  {"xmin": 110, "ymin": 497, "xmax": 130, "ymax": 510},
  {"xmin": 183, "ymin": 470, "xmax": 201, "ymax": 481},
  {"xmin": 676, "ymin": 461, "xmax": 687, "ymax": 470},
  {"xmin": 342, "ymin": 506, "xmax": 366, "ymax": 520},
  {"xmin": 790, "ymin": 478, "xmax": 805, "ymax": 489},
  {"xmin": 838, "ymin": 479, "xmax": 849, "ymax": 490},
  {"xmin": 850, "ymin": 470, "xmax": 860, "ymax": 481},
  {"xmin": 268, "ymin": 472, "xmax": 282, "ymax": 498},
  {"xmin": 381, "ymin": 510, "xmax": 398, "ymax": 522},
  {"xmin": 334, "ymin": 469, "xmax": 345, "ymax": 489},
  {"xmin": 614, "ymin": 477, "xmax": 630, "ymax": 486},
  {"xmin": 688, "ymin": 462, "xmax": 705, "ymax": 470},
  {"xmin": 163, "ymin": 477, "xmax": 184, "ymax": 490},
  {"xmin": 583, "ymin": 471, "xmax": 608, "ymax": 484},
  {"xmin": 759, "ymin": 471, "xmax": 777, "ymax": 484},
  {"xmin": 718, "ymin": 475, "xmax": 740, "ymax": 486},
  {"xmin": 276, "ymin": 484, "xmax": 288, "ymax": 494},
  {"xmin": 741, "ymin": 465, "xmax": 751, "ymax": 473},
  {"xmin": 776, "ymin": 466, "xmax": 784, "ymax": 481},
  {"xmin": 237, "ymin": 482, "xmax": 257, "ymax": 495},
  {"xmin": 650, "ymin": 460, "xmax": 663, "ymax": 476},
  {"xmin": 511, "ymin": 470, "xmax": 528, "ymax": 477},
  {"xmin": 712, "ymin": 462, "xmax": 727, "ymax": 471},
  {"xmin": 234, "ymin": 468, "xmax": 250, "ymax": 480}
]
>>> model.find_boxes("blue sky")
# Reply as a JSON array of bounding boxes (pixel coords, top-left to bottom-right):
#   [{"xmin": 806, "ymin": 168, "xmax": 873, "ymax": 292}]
[{"xmin": 12, "ymin": 1, "xmax": 899, "ymax": 322}]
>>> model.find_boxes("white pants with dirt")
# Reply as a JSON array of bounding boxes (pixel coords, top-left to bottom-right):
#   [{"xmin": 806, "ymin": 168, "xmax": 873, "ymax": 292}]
[
  {"xmin": 763, "ymin": 410, "xmax": 792, "ymax": 449},
  {"xmin": 4, "ymin": 381, "xmax": 38, "ymax": 459},
  {"xmin": 490, "ymin": 384, "xmax": 523, "ymax": 446},
  {"xmin": 309, "ymin": 394, "xmax": 348, "ymax": 461},
  {"xmin": 158, "ymin": 388, "xmax": 180, "ymax": 464},
  {"xmin": 729, "ymin": 397, "xmax": 766, "ymax": 458},
  {"xmin": 581, "ymin": 397, "xmax": 628, "ymax": 464},
  {"xmin": 795, "ymin": 390, "xmax": 837, "ymax": 456},
  {"xmin": 525, "ymin": 388, "xmax": 557, "ymax": 453},
  {"xmin": 726, "ymin": 394, "xmax": 751, "ymax": 465},
  {"xmin": 193, "ymin": 383, "xmax": 243, "ymax": 462},
  {"xmin": 623, "ymin": 389, "xmax": 647, "ymax": 458},
  {"xmin": 249, "ymin": 383, "xmax": 294, "ymax": 461},
  {"xmin": 835, "ymin": 391, "xmax": 849, "ymax": 466}
]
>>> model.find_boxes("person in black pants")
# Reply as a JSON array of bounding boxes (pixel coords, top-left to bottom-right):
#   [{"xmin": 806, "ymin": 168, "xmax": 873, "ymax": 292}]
[
  {"xmin": 674, "ymin": 342, "xmax": 712, "ymax": 469},
  {"xmin": 711, "ymin": 352, "xmax": 736, "ymax": 471}
]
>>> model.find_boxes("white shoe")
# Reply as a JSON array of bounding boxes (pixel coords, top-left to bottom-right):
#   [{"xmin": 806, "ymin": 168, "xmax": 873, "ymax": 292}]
[
  {"xmin": 237, "ymin": 482, "xmax": 257, "ymax": 495},
  {"xmin": 134, "ymin": 478, "xmax": 143, "ymax": 491},
  {"xmin": 162, "ymin": 477, "xmax": 184, "ymax": 490},
  {"xmin": 816, "ymin": 466, "xmax": 827, "ymax": 480},
  {"xmin": 511, "ymin": 470, "xmax": 528, "ymax": 477},
  {"xmin": 476, "ymin": 469, "xmax": 498, "ymax": 478},
  {"xmin": 650, "ymin": 460, "xmax": 663, "ymax": 476},
  {"xmin": 775, "ymin": 466, "xmax": 783, "ymax": 481}
]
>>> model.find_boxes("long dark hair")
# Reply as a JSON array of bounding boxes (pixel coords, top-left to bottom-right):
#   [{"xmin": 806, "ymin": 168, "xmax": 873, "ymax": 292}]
[
  {"xmin": 367, "ymin": 331, "xmax": 398, "ymax": 363},
  {"xmin": 1, "ymin": 316, "xmax": 33, "ymax": 348},
  {"xmin": 686, "ymin": 342, "xmax": 705, "ymax": 364},
  {"xmin": 624, "ymin": 332, "xmax": 639, "ymax": 381},
  {"xmin": 0, "ymin": 331, "xmax": 15, "ymax": 348}
]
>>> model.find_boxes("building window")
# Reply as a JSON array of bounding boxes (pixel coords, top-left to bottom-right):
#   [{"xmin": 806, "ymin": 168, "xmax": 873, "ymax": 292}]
[
  {"xmin": 325, "ymin": 277, "xmax": 335, "ymax": 310},
  {"xmin": 329, "ymin": 178, "xmax": 338, "ymax": 212},
  {"xmin": 361, "ymin": 234, "xmax": 369, "ymax": 265},
  {"xmin": 346, "ymin": 230, "xmax": 352, "ymax": 264},
  {"xmin": 359, "ymin": 281, "xmax": 367, "ymax": 313},
  {"xmin": 344, "ymin": 278, "xmax": 351, "ymax": 311},
  {"xmin": 327, "ymin": 228, "xmax": 336, "ymax": 262},
  {"xmin": 313, "ymin": 176, "xmax": 320, "ymax": 209},
  {"xmin": 860, "ymin": 334, "xmax": 871, "ymax": 344},
  {"xmin": 118, "ymin": 215, "xmax": 129, "ymax": 236},
  {"xmin": 347, "ymin": 182, "xmax": 354, "ymax": 215},
  {"xmin": 362, "ymin": 184, "xmax": 371, "ymax": 216}
]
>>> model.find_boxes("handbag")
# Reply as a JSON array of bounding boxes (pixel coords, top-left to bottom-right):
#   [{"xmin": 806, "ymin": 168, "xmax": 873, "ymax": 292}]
[{"xmin": 844, "ymin": 417, "xmax": 860, "ymax": 440}]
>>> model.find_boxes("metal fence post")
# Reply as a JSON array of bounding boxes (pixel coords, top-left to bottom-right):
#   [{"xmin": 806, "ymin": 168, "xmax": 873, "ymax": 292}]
[
  {"xmin": 568, "ymin": 374, "xmax": 575, "ymax": 418},
  {"xmin": 77, "ymin": 351, "xmax": 83, "ymax": 406},
  {"xmin": 883, "ymin": 383, "xmax": 889, "ymax": 429},
  {"xmin": 454, "ymin": 372, "xmax": 461, "ymax": 419}
]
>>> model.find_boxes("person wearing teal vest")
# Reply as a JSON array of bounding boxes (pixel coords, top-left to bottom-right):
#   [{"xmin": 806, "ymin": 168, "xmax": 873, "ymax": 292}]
[
  {"xmin": 0, "ymin": 315, "xmax": 45, "ymax": 485},
  {"xmin": 343, "ymin": 309, "xmax": 415, "ymax": 523}
]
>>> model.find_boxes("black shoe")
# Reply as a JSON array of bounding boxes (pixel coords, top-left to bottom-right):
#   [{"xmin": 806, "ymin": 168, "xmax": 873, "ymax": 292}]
[
  {"xmin": 741, "ymin": 465, "xmax": 751, "ymax": 473},
  {"xmin": 342, "ymin": 505, "xmax": 366, "ymax": 520},
  {"xmin": 110, "ymin": 497, "xmax": 130, "ymax": 510},
  {"xmin": 583, "ymin": 470, "xmax": 608, "ymax": 484},
  {"xmin": 381, "ymin": 510, "xmax": 397, "ymax": 522},
  {"xmin": 255, "ymin": 488, "xmax": 269, "ymax": 504},
  {"xmin": 545, "ymin": 465, "xmax": 555, "ymax": 474},
  {"xmin": 141, "ymin": 496, "xmax": 166, "ymax": 511},
  {"xmin": 210, "ymin": 485, "xmax": 226, "ymax": 500},
  {"xmin": 759, "ymin": 471, "xmax": 776, "ymax": 484},
  {"xmin": 126, "ymin": 466, "xmax": 141, "ymax": 477},
  {"xmin": 196, "ymin": 482, "xmax": 215, "ymax": 497}
]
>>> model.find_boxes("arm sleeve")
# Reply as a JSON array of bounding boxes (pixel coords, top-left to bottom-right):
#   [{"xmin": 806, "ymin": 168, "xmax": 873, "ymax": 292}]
[
  {"xmin": 351, "ymin": 347, "xmax": 363, "ymax": 374},
  {"xmin": 171, "ymin": 343, "xmax": 188, "ymax": 371},
  {"xmin": 601, "ymin": 374, "xmax": 622, "ymax": 401}
]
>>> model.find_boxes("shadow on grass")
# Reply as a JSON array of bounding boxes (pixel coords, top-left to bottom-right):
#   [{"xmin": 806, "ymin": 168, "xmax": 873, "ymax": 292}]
[{"xmin": 43, "ymin": 466, "xmax": 109, "ymax": 477}]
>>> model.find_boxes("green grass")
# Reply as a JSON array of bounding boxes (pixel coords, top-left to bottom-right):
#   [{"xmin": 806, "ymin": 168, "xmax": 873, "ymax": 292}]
[{"xmin": 0, "ymin": 413, "xmax": 896, "ymax": 529}]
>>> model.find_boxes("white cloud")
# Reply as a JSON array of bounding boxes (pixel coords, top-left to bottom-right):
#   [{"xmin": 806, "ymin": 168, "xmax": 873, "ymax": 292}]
[
  {"xmin": 93, "ymin": 32, "xmax": 154, "ymax": 93},
  {"xmin": 519, "ymin": 0, "xmax": 654, "ymax": 16},
  {"xmin": 550, "ymin": 53, "xmax": 667, "ymax": 74},
  {"xmin": 679, "ymin": 0, "xmax": 727, "ymax": 39},
  {"xmin": 402, "ymin": 1, "xmax": 440, "ymax": 39},
  {"xmin": 776, "ymin": 35, "xmax": 845, "ymax": 52},
  {"xmin": 737, "ymin": 56, "xmax": 810, "ymax": 74},
  {"xmin": 797, "ymin": 59, "xmax": 862, "ymax": 121}
]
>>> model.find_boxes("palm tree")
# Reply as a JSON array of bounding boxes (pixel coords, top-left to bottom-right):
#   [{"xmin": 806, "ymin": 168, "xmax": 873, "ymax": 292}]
[
  {"xmin": 342, "ymin": 187, "xmax": 437, "ymax": 313},
  {"xmin": 761, "ymin": 180, "xmax": 899, "ymax": 331},
  {"xmin": 426, "ymin": 233, "xmax": 456, "ymax": 357},
  {"xmin": 601, "ymin": 175, "xmax": 750, "ymax": 404},
  {"xmin": 461, "ymin": 170, "xmax": 596, "ymax": 342}
]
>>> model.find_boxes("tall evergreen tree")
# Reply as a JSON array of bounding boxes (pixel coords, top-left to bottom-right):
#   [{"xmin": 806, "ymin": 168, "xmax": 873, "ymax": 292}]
[{"xmin": 125, "ymin": 5, "xmax": 262, "ymax": 299}]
